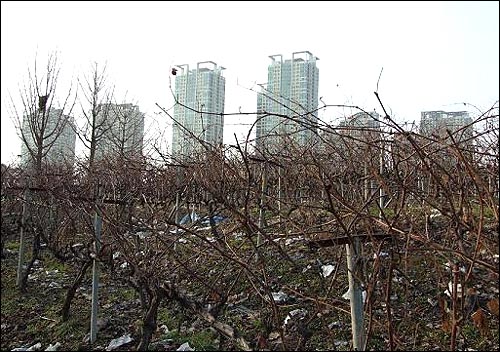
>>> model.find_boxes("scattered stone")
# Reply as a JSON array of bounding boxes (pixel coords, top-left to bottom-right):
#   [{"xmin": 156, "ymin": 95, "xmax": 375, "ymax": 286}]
[
  {"xmin": 444, "ymin": 281, "xmax": 463, "ymax": 298},
  {"xmin": 392, "ymin": 276, "xmax": 403, "ymax": 283},
  {"xmin": 334, "ymin": 340, "xmax": 349, "ymax": 347},
  {"xmin": 321, "ymin": 264, "xmax": 335, "ymax": 278},
  {"xmin": 373, "ymin": 251, "xmax": 389, "ymax": 259},
  {"xmin": 290, "ymin": 252, "xmax": 304, "ymax": 260},
  {"xmin": 11, "ymin": 342, "xmax": 42, "ymax": 351},
  {"xmin": 82, "ymin": 333, "xmax": 90, "ymax": 344},
  {"xmin": 443, "ymin": 262, "xmax": 466, "ymax": 273},
  {"xmin": 284, "ymin": 237, "xmax": 303, "ymax": 246},
  {"xmin": 44, "ymin": 342, "xmax": 61, "ymax": 351},
  {"xmin": 106, "ymin": 334, "xmax": 133, "ymax": 351},
  {"xmin": 342, "ymin": 288, "xmax": 367, "ymax": 303},
  {"xmin": 427, "ymin": 298, "xmax": 437, "ymax": 307},
  {"xmin": 82, "ymin": 293, "xmax": 92, "ymax": 300},
  {"xmin": 176, "ymin": 342, "xmax": 194, "ymax": 351},
  {"xmin": 301, "ymin": 264, "xmax": 312, "ymax": 273},
  {"xmin": 328, "ymin": 321, "xmax": 342, "ymax": 329},
  {"xmin": 283, "ymin": 308, "xmax": 307, "ymax": 328},
  {"xmin": 97, "ymin": 318, "xmax": 109, "ymax": 330},
  {"xmin": 429, "ymin": 208, "xmax": 442, "ymax": 219},
  {"xmin": 48, "ymin": 282, "xmax": 62, "ymax": 289},
  {"xmin": 158, "ymin": 324, "xmax": 169, "ymax": 334},
  {"xmin": 268, "ymin": 331, "xmax": 280, "ymax": 340},
  {"xmin": 135, "ymin": 232, "xmax": 149, "ymax": 240},
  {"xmin": 271, "ymin": 291, "xmax": 289, "ymax": 304}
]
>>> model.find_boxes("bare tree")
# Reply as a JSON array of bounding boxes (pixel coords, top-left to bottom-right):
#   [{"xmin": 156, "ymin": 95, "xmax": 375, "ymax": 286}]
[
  {"xmin": 9, "ymin": 51, "xmax": 76, "ymax": 176},
  {"xmin": 96, "ymin": 101, "xmax": 145, "ymax": 163},
  {"xmin": 7, "ymin": 52, "xmax": 76, "ymax": 293},
  {"xmin": 76, "ymin": 61, "xmax": 114, "ymax": 171}
]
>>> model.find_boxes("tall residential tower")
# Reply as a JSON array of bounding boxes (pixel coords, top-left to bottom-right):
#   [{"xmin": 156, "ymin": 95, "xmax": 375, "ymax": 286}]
[
  {"xmin": 172, "ymin": 61, "xmax": 225, "ymax": 160},
  {"xmin": 20, "ymin": 107, "xmax": 76, "ymax": 168},
  {"xmin": 94, "ymin": 103, "xmax": 145, "ymax": 161},
  {"xmin": 256, "ymin": 51, "xmax": 319, "ymax": 154}
]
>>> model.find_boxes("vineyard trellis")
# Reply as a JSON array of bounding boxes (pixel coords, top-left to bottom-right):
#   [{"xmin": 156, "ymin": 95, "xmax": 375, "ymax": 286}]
[{"xmin": 1, "ymin": 55, "xmax": 498, "ymax": 351}]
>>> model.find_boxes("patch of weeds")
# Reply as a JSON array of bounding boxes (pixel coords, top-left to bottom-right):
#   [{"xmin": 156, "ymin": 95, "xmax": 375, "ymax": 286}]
[
  {"xmin": 368, "ymin": 206, "xmax": 395, "ymax": 218},
  {"xmin": 461, "ymin": 322, "xmax": 480, "ymax": 341},
  {"xmin": 42, "ymin": 255, "xmax": 68, "ymax": 273},
  {"xmin": 422, "ymin": 326, "xmax": 449, "ymax": 350},
  {"xmin": 189, "ymin": 330, "xmax": 218, "ymax": 350},
  {"xmin": 252, "ymin": 318, "xmax": 265, "ymax": 331},
  {"xmin": 471, "ymin": 204, "xmax": 497, "ymax": 220},
  {"xmin": 305, "ymin": 333, "xmax": 327, "ymax": 350},
  {"xmin": 4, "ymin": 240, "xmax": 19, "ymax": 251},
  {"xmin": 367, "ymin": 334, "xmax": 386, "ymax": 350},
  {"xmin": 121, "ymin": 288, "xmax": 137, "ymax": 301},
  {"xmin": 26, "ymin": 319, "xmax": 47, "ymax": 337},
  {"xmin": 166, "ymin": 329, "xmax": 218, "ymax": 351},
  {"xmin": 157, "ymin": 307, "xmax": 181, "ymax": 331},
  {"xmin": 53, "ymin": 316, "xmax": 86, "ymax": 343},
  {"xmin": 2, "ymin": 284, "xmax": 40, "ymax": 317},
  {"xmin": 109, "ymin": 287, "xmax": 136, "ymax": 304},
  {"xmin": 43, "ymin": 303, "xmax": 65, "ymax": 320},
  {"xmin": 1, "ymin": 280, "xmax": 20, "ymax": 315}
]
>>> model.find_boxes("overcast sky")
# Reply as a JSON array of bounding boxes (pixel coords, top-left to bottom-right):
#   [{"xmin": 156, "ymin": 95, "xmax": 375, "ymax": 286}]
[{"xmin": 2, "ymin": 1, "xmax": 499, "ymax": 164}]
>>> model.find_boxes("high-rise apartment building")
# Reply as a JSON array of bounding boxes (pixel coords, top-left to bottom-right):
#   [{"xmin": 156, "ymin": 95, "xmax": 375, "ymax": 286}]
[
  {"xmin": 419, "ymin": 110, "xmax": 473, "ymax": 141},
  {"xmin": 94, "ymin": 103, "xmax": 145, "ymax": 160},
  {"xmin": 171, "ymin": 61, "xmax": 225, "ymax": 160},
  {"xmin": 20, "ymin": 107, "xmax": 76, "ymax": 168},
  {"xmin": 256, "ymin": 51, "xmax": 319, "ymax": 154}
]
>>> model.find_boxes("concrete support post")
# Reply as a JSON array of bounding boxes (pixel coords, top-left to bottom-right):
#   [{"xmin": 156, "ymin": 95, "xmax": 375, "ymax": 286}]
[
  {"xmin": 346, "ymin": 237, "xmax": 365, "ymax": 350},
  {"xmin": 90, "ymin": 202, "xmax": 102, "ymax": 343}
]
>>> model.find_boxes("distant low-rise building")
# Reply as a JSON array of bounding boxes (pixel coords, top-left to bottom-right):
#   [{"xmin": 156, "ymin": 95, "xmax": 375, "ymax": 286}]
[
  {"xmin": 319, "ymin": 111, "xmax": 381, "ymax": 153},
  {"xmin": 419, "ymin": 110, "xmax": 473, "ymax": 142},
  {"xmin": 337, "ymin": 111, "xmax": 381, "ymax": 140}
]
